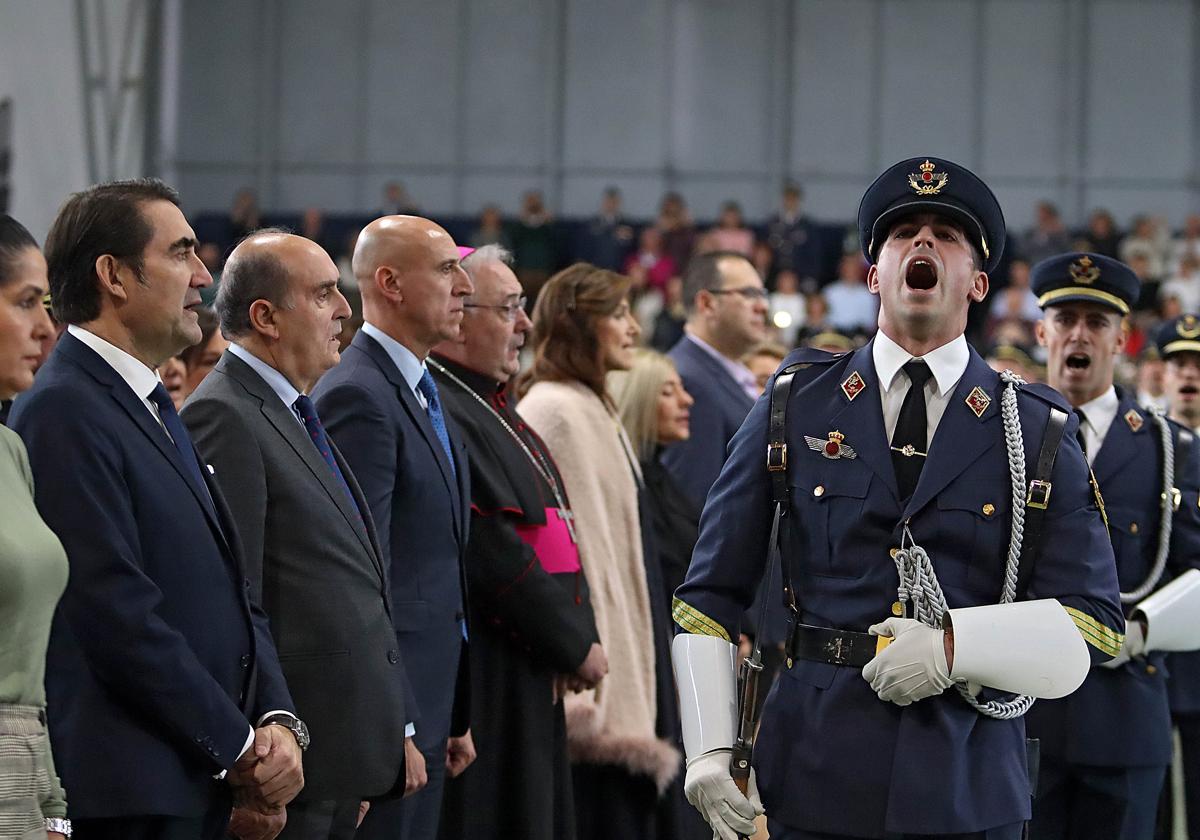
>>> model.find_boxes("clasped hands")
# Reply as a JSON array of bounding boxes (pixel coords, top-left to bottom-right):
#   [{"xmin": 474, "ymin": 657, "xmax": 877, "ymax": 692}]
[
  {"xmin": 862, "ymin": 617, "xmax": 956, "ymax": 706},
  {"xmin": 228, "ymin": 724, "xmax": 305, "ymax": 815},
  {"xmin": 552, "ymin": 642, "xmax": 608, "ymax": 704}
]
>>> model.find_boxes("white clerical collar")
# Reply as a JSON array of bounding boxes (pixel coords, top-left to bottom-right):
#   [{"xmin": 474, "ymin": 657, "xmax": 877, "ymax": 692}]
[{"xmin": 872, "ymin": 330, "xmax": 969, "ymax": 398}]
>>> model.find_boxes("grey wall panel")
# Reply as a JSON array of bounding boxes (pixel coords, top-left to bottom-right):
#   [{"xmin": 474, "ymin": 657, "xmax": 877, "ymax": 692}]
[
  {"xmin": 675, "ymin": 175, "xmax": 773, "ymax": 221},
  {"xmin": 1084, "ymin": 185, "xmax": 1195, "ymax": 228},
  {"xmin": 791, "ymin": 0, "xmax": 876, "ymax": 176},
  {"xmin": 461, "ymin": 173, "xmax": 551, "ymax": 214},
  {"xmin": 980, "ymin": 0, "xmax": 1067, "ymax": 178},
  {"xmin": 363, "ymin": 0, "xmax": 461, "ymax": 167},
  {"xmin": 461, "ymin": 0, "xmax": 554, "ymax": 168},
  {"xmin": 357, "ymin": 170, "xmax": 457, "ymax": 217},
  {"xmin": 276, "ymin": 171, "xmax": 360, "ymax": 211},
  {"xmin": 176, "ymin": 165, "xmax": 257, "ymax": 218},
  {"xmin": 1086, "ymin": 0, "xmax": 1194, "ymax": 179},
  {"xmin": 670, "ymin": 0, "xmax": 773, "ymax": 173},
  {"xmin": 563, "ymin": 0, "xmax": 668, "ymax": 169},
  {"xmin": 177, "ymin": 0, "xmax": 262, "ymax": 164},
  {"xmin": 878, "ymin": 0, "xmax": 978, "ymax": 165},
  {"xmin": 277, "ymin": 0, "xmax": 365, "ymax": 164}
]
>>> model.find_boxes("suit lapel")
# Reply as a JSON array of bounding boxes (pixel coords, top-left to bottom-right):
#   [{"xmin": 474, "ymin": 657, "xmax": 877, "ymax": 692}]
[
  {"xmin": 1092, "ymin": 394, "xmax": 1143, "ymax": 484},
  {"xmin": 680, "ymin": 338, "xmax": 755, "ymax": 411},
  {"xmin": 904, "ymin": 350, "xmax": 1000, "ymax": 519},
  {"xmin": 825, "ymin": 342, "xmax": 900, "ymax": 503},
  {"xmin": 331, "ymin": 440, "xmax": 388, "ymax": 587},
  {"xmin": 61, "ymin": 334, "xmax": 231, "ymax": 545},
  {"xmin": 356, "ymin": 332, "xmax": 464, "ymax": 541}
]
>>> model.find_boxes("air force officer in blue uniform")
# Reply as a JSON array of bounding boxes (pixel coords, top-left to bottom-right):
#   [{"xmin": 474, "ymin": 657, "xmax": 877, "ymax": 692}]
[
  {"xmin": 670, "ymin": 159, "xmax": 1125, "ymax": 840},
  {"xmin": 1025, "ymin": 256, "xmax": 1200, "ymax": 840}
]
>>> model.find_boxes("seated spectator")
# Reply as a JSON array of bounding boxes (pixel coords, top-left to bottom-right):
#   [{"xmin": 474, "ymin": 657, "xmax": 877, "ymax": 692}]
[
  {"xmin": 0, "ymin": 214, "xmax": 70, "ymax": 840},
  {"xmin": 1121, "ymin": 215, "xmax": 1170, "ymax": 282},
  {"xmin": 159, "ymin": 355, "xmax": 189, "ymax": 410},
  {"xmin": 583, "ymin": 187, "xmax": 635, "ymax": 271},
  {"xmin": 1137, "ymin": 345, "xmax": 1169, "ymax": 413},
  {"xmin": 1160, "ymin": 254, "xmax": 1200, "ymax": 313},
  {"xmin": 229, "ymin": 187, "xmax": 261, "ymax": 241},
  {"xmin": 824, "ymin": 253, "xmax": 877, "ymax": 334},
  {"xmin": 179, "ymin": 306, "xmax": 229, "ymax": 394},
  {"xmin": 300, "ymin": 206, "xmax": 335, "ymax": 255},
  {"xmin": 656, "ymin": 192, "xmax": 696, "ymax": 274},
  {"xmin": 648, "ymin": 275, "xmax": 687, "ymax": 353},
  {"xmin": 796, "ymin": 292, "xmax": 833, "ymax": 345},
  {"xmin": 197, "ymin": 242, "xmax": 224, "ymax": 304},
  {"xmin": 742, "ymin": 341, "xmax": 788, "ymax": 394},
  {"xmin": 1171, "ymin": 214, "xmax": 1200, "ymax": 275},
  {"xmin": 987, "ymin": 257, "xmax": 1040, "ymax": 332},
  {"xmin": 470, "ymin": 204, "xmax": 512, "ymax": 251},
  {"xmin": 336, "ymin": 230, "xmax": 359, "ymax": 290},
  {"xmin": 1082, "ymin": 209, "xmax": 1121, "ymax": 259},
  {"xmin": 752, "ymin": 240, "xmax": 775, "ymax": 287},
  {"xmin": 378, "ymin": 180, "xmax": 419, "ymax": 216},
  {"xmin": 704, "ymin": 201, "xmax": 755, "ymax": 258},
  {"xmin": 511, "ymin": 190, "xmax": 558, "ymax": 303},
  {"xmin": 517, "ymin": 264, "xmax": 681, "ymax": 840},
  {"xmin": 765, "ymin": 182, "xmax": 821, "ymax": 282},
  {"xmin": 625, "ymin": 226, "xmax": 676, "ymax": 294},
  {"xmin": 1021, "ymin": 200, "xmax": 1070, "ymax": 264},
  {"xmin": 767, "ymin": 269, "xmax": 805, "ymax": 347}
]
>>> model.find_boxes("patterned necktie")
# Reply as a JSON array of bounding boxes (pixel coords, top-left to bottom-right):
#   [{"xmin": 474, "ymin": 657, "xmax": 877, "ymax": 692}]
[
  {"xmin": 890, "ymin": 360, "xmax": 934, "ymax": 501},
  {"xmin": 148, "ymin": 383, "xmax": 216, "ymax": 517},
  {"xmin": 418, "ymin": 369, "xmax": 456, "ymax": 477},
  {"xmin": 293, "ymin": 394, "xmax": 361, "ymax": 518}
]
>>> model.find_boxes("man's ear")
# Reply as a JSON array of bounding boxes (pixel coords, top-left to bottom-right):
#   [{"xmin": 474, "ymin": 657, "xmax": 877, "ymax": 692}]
[
  {"xmin": 1116, "ymin": 316, "xmax": 1130, "ymax": 354},
  {"xmin": 1034, "ymin": 318, "xmax": 1048, "ymax": 348},
  {"xmin": 374, "ymin": 266, "xmax": 403, "ymax": 302},
  {"xmin": 94, "ymin": 254, "xmax": 131, "ymax": 303},
  {"xmin": 969, "ymin": 271, "xmax": 989, "ymax": 304},
  {"xmin": 866, "ymin": 264, "xmax": 880, "ymax": 295},
  {"xmin": 247, "ymin": 299, "xmax": 280, "ymax": 340}
]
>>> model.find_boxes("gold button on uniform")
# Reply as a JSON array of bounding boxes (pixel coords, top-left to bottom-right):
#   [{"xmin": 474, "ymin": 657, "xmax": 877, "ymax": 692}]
[
  {"xmin": 1130, "ymin": 522, "xmax": 1139, "ymax": 534},
  {"xmin": 982, "ymin": 503, "xmax": 995, "ymax": 516},
  {"xmin": 892, "ymin": 601, "xmax": 904, "ymax": 616},
  {"xmin": 889, "ymin": 547, "xmax": 899, "ymax": 558},
  {"xmin": 1147, "ymin": 664, "xmax": 1157, "ymax": 675},
  {"xmin": 813, "ymin": 485, "xmax": 825, "ymax": 497}
]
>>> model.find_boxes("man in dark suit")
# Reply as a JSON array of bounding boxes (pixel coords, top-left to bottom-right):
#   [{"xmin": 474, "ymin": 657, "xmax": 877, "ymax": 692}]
[
  {"xmin": 181, "ymin": 231, "xmax": 414, "ymax": 839},
  {"xmin": 312, "ymin": 216, "xmax": 475, "ymax": 840},
  {"xmin": 9, "ymin": 179, "xmax": 304, "ymax": 840},
  {"xmin": 663, "ymin": 250, "xmax": 769, "ymax": 510}
]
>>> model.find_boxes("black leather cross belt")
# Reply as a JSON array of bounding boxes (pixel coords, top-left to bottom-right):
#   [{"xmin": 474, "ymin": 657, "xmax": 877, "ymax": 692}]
[{"xmin": 786, "ymin": 622, "xmax": 879, "ymax": 668}]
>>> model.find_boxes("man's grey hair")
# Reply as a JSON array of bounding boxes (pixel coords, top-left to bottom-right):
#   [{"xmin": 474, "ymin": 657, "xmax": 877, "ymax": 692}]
[{"xmin": 461, "ymin": 244, "xmax": 513, "ymax": 279}]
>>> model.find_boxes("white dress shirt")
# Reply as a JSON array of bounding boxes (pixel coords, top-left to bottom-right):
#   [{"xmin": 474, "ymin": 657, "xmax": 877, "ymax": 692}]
[
  {"xmin": 361, "ymin": 321, "xmax": 429, "ymax": 409},
  {"xmin": 227, "ymin": 343, "xmax": 304, "ymax": 426},
  {"xmin": 873, "ymin": 330, "xmax": 970, "ymax": 444},
  {"xmin": 1074, "ymin": 386, "xmax": 1119, "ymax": 467},
  {"xmin": 67, "ymin": 325, "xmax": 167, "ymax": 427}
]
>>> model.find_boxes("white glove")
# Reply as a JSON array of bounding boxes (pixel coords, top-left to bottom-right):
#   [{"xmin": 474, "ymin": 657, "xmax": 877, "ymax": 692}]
[
  {"xmin": 1100, "ymin": 619, "xmax": 1146, "ymax": 669},
  {"xmin": 863, "ymin": 617, "xmax": 952, "ymax": 705},
  {"xmin": 683, "ymin": 749, "xmax": 763, "ymax": 840}
]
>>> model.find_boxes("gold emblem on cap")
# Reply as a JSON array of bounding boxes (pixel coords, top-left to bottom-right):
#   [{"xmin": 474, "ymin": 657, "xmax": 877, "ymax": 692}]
[
  {"xmin": 1179, "ymin": 315, "xmax": 1200, "ymax": 339},
  {"xmin": 841, "ymin": 371, "xmax": 867, "ymax": 402},
  {"xmin": 965, "ymin": 386, "xmax": 991, "ymax": 418},
  {"xmin": 1125, "ymin": 409, "xmax": 1144, "ymax": 433},
  {"xmin": 908, "ymin": 160, "xmax": 948, "ymax": 196},
  {"xmin": 1069, "ymin": 255, "xmax": 1101, "ymax": 286}
]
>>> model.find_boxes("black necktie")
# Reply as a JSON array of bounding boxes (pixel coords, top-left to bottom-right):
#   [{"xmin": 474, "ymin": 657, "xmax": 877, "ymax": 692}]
[
  {"xmin": 1074, "ymin": 408, "xmax": 1089, "ymax": 455},
  {"xmin": 891, "ymin": 360, "xmax": 934, "ymax": 500},
  {"xmin": 148, "ymin": 383, "xmax": 217, "ymax": 519}
]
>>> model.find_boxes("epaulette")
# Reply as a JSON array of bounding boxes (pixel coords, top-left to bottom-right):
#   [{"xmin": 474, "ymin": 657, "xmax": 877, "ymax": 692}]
[
  {"xmin": 1014, "ymin": 381, "xmax": 1071, "ymax": 413},
  {"xmin": 779, "ymin": 346, "xmax": 848, "ymax": 370}
]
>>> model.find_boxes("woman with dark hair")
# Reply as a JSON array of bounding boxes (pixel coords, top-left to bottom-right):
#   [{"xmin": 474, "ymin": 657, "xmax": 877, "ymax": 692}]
[
  {"xmin": 0, "ymin": 214, "xmax": 71, "ymax": 839},
  {"xmin": 177, "ymin": 305, "xmax": 227, "ymax": 396},
  {"xmin": 517, "ymin": 263, "xmax": 681, "ymax": 839}
]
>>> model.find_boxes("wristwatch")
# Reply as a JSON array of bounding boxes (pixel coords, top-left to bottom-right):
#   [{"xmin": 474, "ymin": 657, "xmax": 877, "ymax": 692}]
[
  {"xmin": 261, "ymin": 713, "xmax": 310, "ymax": 752},
  {"xmin": 45, "ymin": 817, "xmax": 72, "ymax": 837}
]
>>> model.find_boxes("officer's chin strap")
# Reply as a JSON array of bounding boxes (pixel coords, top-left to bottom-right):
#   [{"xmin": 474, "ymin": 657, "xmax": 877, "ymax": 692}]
[
  {"xmin": 1120, "ymin": 408, "xmax": 1174, "ymax": 604},
  {"xmin": 892, "ymin": 370, "xmax": 1035, "ymax": 720}
]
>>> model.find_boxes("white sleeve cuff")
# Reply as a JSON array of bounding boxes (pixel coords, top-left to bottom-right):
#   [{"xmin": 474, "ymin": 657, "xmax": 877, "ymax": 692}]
[
  {"xmin": 214, "ymin": 725, "xmax": 257, "ymax": 780},
  {"xmin": 405, "ymin": 722, "xmax": 415, "ymax": 738}
]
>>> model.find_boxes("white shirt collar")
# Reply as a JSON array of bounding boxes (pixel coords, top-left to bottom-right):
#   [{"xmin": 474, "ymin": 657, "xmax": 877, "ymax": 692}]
[
  {"xmin": 227, "ymin": 343, "xmax": 302, "ymax": 415},
  {"xmin": 68, "ymin": 324, "xmax": 161, "ymax": 401},
  {"xmin": 360, "ymin": 321, "xmax": 426, "ymax": 395},
  {"xmin": 1076, "ymin": 385, "xmax": 1120, "ymax": 440},
  {"xmin": 872, "ymin": 330, "xmax": 969, "ymax": 398}
]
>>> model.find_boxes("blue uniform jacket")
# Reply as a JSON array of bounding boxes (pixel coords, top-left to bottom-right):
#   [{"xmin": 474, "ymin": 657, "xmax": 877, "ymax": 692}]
[
  {"xmin": 312, "ymin": 330, "xmax": 472, "ymax": 743},
  {"xmin": 9, "ymin": 333, "xmax": 294, "ymax": 818},
  {"xmin": 673, "ymin": 340, "xmax": 1123, "ymax": 838},
  {"xmin": 1025, "ymin": 389, "xmax": 1200, "ymax": 767}
]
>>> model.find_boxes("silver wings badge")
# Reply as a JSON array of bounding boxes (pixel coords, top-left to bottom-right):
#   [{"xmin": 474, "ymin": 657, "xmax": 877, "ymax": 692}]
[{"xmin": 805, "ymin": 431, "xmax": 857, "ymax": 460}]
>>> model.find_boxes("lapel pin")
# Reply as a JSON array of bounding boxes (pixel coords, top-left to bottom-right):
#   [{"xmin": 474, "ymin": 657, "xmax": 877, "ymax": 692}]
[
  {"xmin": 806, "ymin": 430, "xmax": 857, "ymax": 460},
  {"xmin": 841, "ymin": 371, "xmax": 867, "ymax": 402},
  {"xmin": 1125, "ymin": 409, "xmax": 1144, "ymax": 433},
  {"xmin": 965, "ymin": 386, "xmax": 991, "ymax": 418}
]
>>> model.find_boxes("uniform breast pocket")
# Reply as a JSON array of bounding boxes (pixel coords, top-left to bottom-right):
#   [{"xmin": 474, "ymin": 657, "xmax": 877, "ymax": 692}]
[
  {"xmin": 790, "ymin": 467, "xmax": 873, "ymax": 579},
  {"xmin": 935, "ymin": 483, "xmax": 1009, "ymax": 592},
  {"xmin": 1104, "ymin": 505, "xmax": 1147, "ymax": 591}
]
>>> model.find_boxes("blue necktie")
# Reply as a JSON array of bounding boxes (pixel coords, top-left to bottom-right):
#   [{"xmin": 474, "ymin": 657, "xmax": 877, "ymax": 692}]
[
  {"xmin": 293, "ymin": 394, "xmax": 361, "ymax": 519},
  {"xmin": 418, "ymin": 369, "xmax": 456, "ymax": 478},
  {"xmin": 148, "ymin": 383, "xmax": 216, "ymax": 517}
]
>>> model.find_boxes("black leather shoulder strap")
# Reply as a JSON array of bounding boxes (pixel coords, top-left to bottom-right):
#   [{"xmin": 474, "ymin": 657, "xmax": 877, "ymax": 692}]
[
  {"xmin": 1017, "ymin": 406, "xmax": 1069, "ymax": 598},
  {"xmin": 767, "ymin": 363, "xmax": 804, "ymax": 507}
]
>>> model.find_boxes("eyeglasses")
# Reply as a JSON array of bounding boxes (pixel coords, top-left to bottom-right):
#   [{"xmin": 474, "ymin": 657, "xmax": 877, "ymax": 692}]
[
  {"xmin": 462, "ymin": 296, "xmax": 528, "ymax": 322},
  {"xmin": 707, "ymin": 286, "xmax": 768, "ymax": 301}
]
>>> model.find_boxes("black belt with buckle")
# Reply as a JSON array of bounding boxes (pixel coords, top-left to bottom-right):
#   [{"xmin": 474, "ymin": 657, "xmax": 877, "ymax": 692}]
[{"xmin": 787, "ymin": 622, "xmax": 878, "ymax": 668}]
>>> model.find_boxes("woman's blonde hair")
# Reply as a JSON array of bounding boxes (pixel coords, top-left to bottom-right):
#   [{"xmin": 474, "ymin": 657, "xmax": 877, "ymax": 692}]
[{"xmin": 609, "ymin": 349, "xmax": 678, "ymax": 461}]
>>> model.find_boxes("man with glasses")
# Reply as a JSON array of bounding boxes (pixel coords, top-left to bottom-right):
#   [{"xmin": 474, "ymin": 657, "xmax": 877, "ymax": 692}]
[
  {"xmin": 429, "ymin": 245, "xmax": 605, "ymax": 840},
  {"xmin": 663, "ymin": 250, "xmax": 769, "ymax": 511}
]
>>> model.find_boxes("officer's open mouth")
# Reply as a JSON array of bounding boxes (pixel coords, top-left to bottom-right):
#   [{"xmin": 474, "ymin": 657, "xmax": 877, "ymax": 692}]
[
  {"xmin": 1066, "ymin": 353, "xmax": 1091, "ymax": 369},
  {"xmin": 905, "ymin": 258, "xmax": 937, "ymax": 290},
  {"xmin": 1182, "ymin": 385, "xmax": 1199, "ymax": 396}
]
